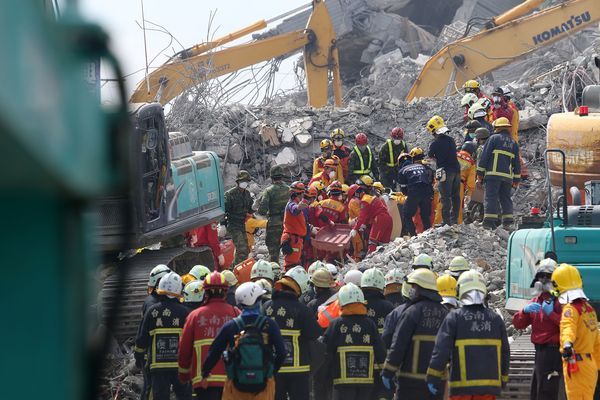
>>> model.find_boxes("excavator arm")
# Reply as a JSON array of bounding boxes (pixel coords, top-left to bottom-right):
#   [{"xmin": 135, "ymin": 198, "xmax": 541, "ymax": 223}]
[
  {"xmin": 406, "ymin": 0, "xmax": 600, "ymax": 101},
  {"xmin": 130, "ymin": 0, "xmax": 342, "ymax": 108}
]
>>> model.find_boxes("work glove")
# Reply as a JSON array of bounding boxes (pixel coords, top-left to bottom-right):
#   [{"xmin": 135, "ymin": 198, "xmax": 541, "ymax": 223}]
[
  {"xmin": 512, "ymin": 180, "xmax": 520, "ymax": 189},
  {"xmin": 382, "ymin": 194, "xmax": 390, "ymax": 203},
  {"xmin": 523, "ymin": 302, "xmax": 541, "ymax": 314},
  {"xmin": 329, "ymin": 220, "xmax": 335, "ymax": 227},
  {"xmin": 562, "ymin": 342, "xmax": 573, "ymax": 359},
  {"xmin": 427, "ymin": 383, "xmax": 439, "ymax": 396},
  {"xmin": 217, "ymin": 224, "xmax": 227, "ymax": 238},
  {"xmin": 541, "ymin": 300, "xmax": 554, "ymax": 316},
  {"xmin": 218, "ymin": 254, "xmax": 225, "ymax": 266},
  {"xmin": 311, "ymin": 226, "xmax": 319, "ymax": 235},
  {"xmin": 350, "ymin": 229, "xmax": 358, "ymax": 238}
]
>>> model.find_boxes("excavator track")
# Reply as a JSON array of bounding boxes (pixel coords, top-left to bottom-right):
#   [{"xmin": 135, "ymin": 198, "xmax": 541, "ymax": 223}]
[
  {"xmin": 500, "ymin": 334, "xmax": 535, "ymax": 400},
  {"xmin": 100, "ymin": 246, "xmax": 214, "ymax": 342}
]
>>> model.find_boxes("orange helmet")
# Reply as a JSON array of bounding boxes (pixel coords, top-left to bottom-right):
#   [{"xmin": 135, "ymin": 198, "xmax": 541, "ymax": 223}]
[
  {"xmin": 327, "ymin": 180, "xmax": 343, "ymax": 194},
  {"xmin": 324, "ymin": 158, "xmax": 338, "ymax": 169},
  {"xmin": 347, "ymin": 184, "xmax": 361, "ymax": 199},
  {"xmin": 290, "ymin": 181, "xmax": 306, "ymax": 194},
  {"xmin": 203, "ymin": 271, "xmax": 228, "ymax": 290},
  {"xmin": 305, "ymin": 186, "xmax": 318, "ymax": 198}
]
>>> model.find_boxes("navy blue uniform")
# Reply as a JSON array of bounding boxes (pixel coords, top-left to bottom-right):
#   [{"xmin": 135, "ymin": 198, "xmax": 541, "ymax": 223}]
[
  {"xmin": 429, "ymin": 133, "xmax": 461, "ymax": 225},
  {"xmin": 397, "ymin": 162, "xmax": 434, "ymax": 236}
]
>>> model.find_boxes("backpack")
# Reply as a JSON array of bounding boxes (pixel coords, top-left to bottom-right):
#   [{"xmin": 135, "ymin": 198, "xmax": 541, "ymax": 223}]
[{"xmin": 225, "ymin": 315, "xmax": 274, "ymax": 392}]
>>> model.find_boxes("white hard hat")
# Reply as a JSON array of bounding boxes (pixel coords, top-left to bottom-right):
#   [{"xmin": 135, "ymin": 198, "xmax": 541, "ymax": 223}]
[
  {"xmin": 308, "ymin": 260, "xmax": 327, "ymax": 277},
  {"xmin": 157, "ymin": 271, "xmax": 183, "ymax": 298},
  {"xmin": 148, "ymin": 264, "xmax": 171, "ymax": 288},
  {"xmin": 384, "ymin": 268, "xmax": 404, "ymax": 286},
  {"xmin": 361, "ymin": 268, "xmax": 385, "ymax": 291},
  {"xmin": 285, "ymin": 266, "xmax": 310, "ymax": 293},
  {"xmin": 183, "ymin": 281, "xmax": 205, "ymax": 303},
  {"xmin": 412, "ymin": 253, "xmax": 433, "ymax": 269},
  {"xmin": 338, "ymin": 283, "xmax": 365, "ymax": 306},
  {"xmin": 326, "ymin": 263, "xmax": 338, "ymax": 278},
  {"xmin": 344, "ymin": 269, "xmax": 363, "ymax": 285},
  {"xmin": 251, "ymin": 259, "xmax": 274, "ymax": 281},
  {"xmin": 235, "ymin": 281, "xmax": 266, "ymax": 307}
]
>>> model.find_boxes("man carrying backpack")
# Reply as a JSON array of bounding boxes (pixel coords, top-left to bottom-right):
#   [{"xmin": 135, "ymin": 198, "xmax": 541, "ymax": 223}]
[
  {"xmin": 200, "ymin": 281, "xmax": 286, "ymax": 400},
  {"xmin": 264, "ymin": 266, "xmax": 321, "ymax": 400}
]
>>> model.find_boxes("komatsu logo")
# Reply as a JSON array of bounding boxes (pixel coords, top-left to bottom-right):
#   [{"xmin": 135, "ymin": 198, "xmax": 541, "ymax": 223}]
[{"xmin": 533, "ymin": 11, "xmax": 591, "ymax": 45}]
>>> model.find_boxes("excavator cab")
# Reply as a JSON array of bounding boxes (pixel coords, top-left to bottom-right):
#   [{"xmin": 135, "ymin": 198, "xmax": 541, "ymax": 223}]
[{"xmin": 505, "ymin": 149, "xmax": 600, "ymax": 313}]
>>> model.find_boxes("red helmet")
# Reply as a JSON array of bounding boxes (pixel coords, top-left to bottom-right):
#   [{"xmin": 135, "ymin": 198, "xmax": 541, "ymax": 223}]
[
  {"xmin": 391, "ymin": 127, "xmax": 404, "ymax": 139},
  {"xmin": 347, "ymin": 184, "xmax": 361, "ymax": 200},
  {"xmin": 290, "ymin": 181, "xmax": 306, "ymax": 194},
  {"xmin": 355, "ymin": 133, "xmax": 368, "ymax": 146},
  {"xmin": 305, "ymin": 186, "xmax": 318, "ymax": 198},
  {"xmin": 203, "ymin": 271, "xmax": 228, "ymax": 290},
  {"xmin": 324, "ymin": 158, "xmax": 338, "ymax": 169}
]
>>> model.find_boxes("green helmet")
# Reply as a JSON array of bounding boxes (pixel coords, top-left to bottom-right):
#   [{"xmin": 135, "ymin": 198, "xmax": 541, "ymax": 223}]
[
  {"xmin": 189, "ymin": 265, "xmax": 211, "ymax": 281},
  {"xmin": 236, "ymin": 170, "xmax": 252, "ymax": 182},
  {"xmin": 270, "ymin": 165, "xmax": 284, "ymax": 179},
  {"xmin": 449, "ymin": 256, "xmax": 470, "ymax": 273},
  {"xmin": 183, "ymin": 281, "xmax": 205, "ymax": 303},
  {"xmin": 360, "ymin": 268, "xmax": 385, "ymax": 291},
  {"xmin": 412, "ymin": 253, "xmax": 433, "ymax": 269},
  {"xmin": 251, "ymin": 260, "xmax": 274, "ymax": 281}
]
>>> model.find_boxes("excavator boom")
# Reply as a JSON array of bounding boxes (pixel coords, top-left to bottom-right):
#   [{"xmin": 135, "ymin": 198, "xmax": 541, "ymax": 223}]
[
  {"xmin": 406, "ymin": 0, "xmax": 600, "ymax": 101},
  {"xmin": 130, "ymin": 0, "xmax": 342, "ymax": 108}
]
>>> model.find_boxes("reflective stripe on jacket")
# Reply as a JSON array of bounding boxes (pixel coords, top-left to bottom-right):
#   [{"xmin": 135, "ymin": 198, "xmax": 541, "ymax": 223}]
[
  {"xmin": 476, "ymin": 130, "xmax": 521, "ymax": 182},
  {"xmin": 352, "ymin": 146, "xmax": 373, "ymax": 174}
]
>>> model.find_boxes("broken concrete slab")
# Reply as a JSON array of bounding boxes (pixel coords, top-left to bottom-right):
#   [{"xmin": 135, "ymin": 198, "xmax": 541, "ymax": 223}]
[
  {"xmin": 273, "ymin": 147, "xmax": 298, "ymax": 167},
  {"xmin": 519, "ymin": 108, "xmax": 549, "ymax": 131}
]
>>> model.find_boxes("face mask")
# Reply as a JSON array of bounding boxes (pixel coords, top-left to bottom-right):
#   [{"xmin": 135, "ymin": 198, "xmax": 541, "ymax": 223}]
[
  {"xmin": 467, "ymin": 132, "xmax": 475, "ymax": 139},
  {"xmin": 532, "ymin": 281, "xmax": 543, "ymax": 296},
  {"xmin": 318, "ymin": 195, "xmax": 324, "ymax": 201},
  {"xmin": 238, "ymin": 181, "xmax": 249, "ymax": 189},
  {"xmin": 334, "ymin": 140, "xmax": 343, "ymax": 147},
  {"xmin": 393, "ymin": 139, "xmax": 402, "ymax": 145},
  {"xmin": 358, "ymin": 145, "xmax": 367, "ymax": 152},
  {"xmin": 329, "ymin": 171, "xmax": 336, "ymax": 179},
  {"xmin": 408, "ymin": 286, "xmax": 418, "ymax": 301}
]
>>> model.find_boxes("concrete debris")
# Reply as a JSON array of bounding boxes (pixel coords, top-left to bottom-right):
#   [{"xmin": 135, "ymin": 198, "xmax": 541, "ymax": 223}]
[
  {"xmin": 273, "ymin": 147, "xmax": 298, "ymax": 168},
  {"xmin": 518, "ymin": 108, "xmax": 549, "ymax": 131}
]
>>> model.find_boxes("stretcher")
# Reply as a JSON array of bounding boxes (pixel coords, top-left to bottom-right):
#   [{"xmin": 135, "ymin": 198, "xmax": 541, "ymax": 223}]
[{"xmin": 312, "ymin": 224, "xmax": 352, "ymax": 264}]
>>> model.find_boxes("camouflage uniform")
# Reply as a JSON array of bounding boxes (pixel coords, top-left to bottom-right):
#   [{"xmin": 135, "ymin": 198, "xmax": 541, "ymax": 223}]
[
  {"xmin": 258, "ymin": 174, "xmax": 289, "ymax": 262},
  {"xmin": 224, "ymin": 185, "xmax": 254, "ymax": 264}
]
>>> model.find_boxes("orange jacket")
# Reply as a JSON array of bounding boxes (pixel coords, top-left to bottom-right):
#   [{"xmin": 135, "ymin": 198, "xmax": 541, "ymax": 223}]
[
  {"xmin": 318, "ymin": 298, "xmax": 341, "ymax": 328},
  {"xmin": 317, "ymin": 198, "xmax": 348, "ymax": 224},
  {"xmin": 283, "ymin": 200, "xmax": 307, "ymax": 237},
  {"xmin": 312, "ymin": 155, "xmax": 345, "ymax": 184},
  {"xmin": 457, "ymin": 150, "xmax": 476, "ymax": 195}
]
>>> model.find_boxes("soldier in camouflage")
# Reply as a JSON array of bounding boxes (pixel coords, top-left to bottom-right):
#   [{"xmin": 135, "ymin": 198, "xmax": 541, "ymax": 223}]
[
  {"xmin": 223, "ymin": 170, "xmax": 255, "ymax": 265},
  {"xmin": 258, "ymin": 165, "xmax": 289, "ymax": 262}
]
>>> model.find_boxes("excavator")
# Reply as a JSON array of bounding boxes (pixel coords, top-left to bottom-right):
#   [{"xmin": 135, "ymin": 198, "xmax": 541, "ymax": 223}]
[
  {"xmin": 406, "ymin": 0, "xmax": 600, "ymax": 101},
  {"xmin": 101, "ymin": 0, "xmax": 344, "ymax": 341}
]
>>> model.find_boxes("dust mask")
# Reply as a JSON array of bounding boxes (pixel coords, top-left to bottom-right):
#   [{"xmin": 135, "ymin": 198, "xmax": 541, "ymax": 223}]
[
  {"xmin": 393, "ymin": 139, "xmax": 402, "ymax": 145},
  {"xmin": 238, "ymin": 181, "xmax": 249, "ymax": 189},
  {"xmin": 334, "ymin": 140, "xmax": 343, "ymax": 147},
  {"xmin": 329, "ymin": 171, "xmax": 336, "ymax": 179}
]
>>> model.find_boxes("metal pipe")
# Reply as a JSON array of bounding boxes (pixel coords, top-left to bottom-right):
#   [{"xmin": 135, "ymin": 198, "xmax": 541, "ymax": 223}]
[
  {"xmin": 491, "ymin": 0, "xmax": 545, "ymax": 27},
  {"xmin": 544, "ymin": 150, "xmax": 557, "ymax": 255}
]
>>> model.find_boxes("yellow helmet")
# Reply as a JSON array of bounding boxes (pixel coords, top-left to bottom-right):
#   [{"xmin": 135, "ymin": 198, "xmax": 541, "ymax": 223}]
[
  {"xmin": 330, "ymin": 128, "xmax": 345, "ymax": 139},
  {"xmin": 449, "ymin": 256, "xmax": 469, "ymax": 272},
  {"xmin": 320, "ymin": 139, "xmax": 333, "ymax": 150},
  {"xmin": 406, "ymin": 268, "xmax": 438, "ymax": 291},
  {"xmin": 463, "ymin": 80, "xmax": 480, "ymax": 90},
  {"xmin": 341, "ymin": 184, "xmax": 349, "ymax": 194},
  {"xmin": 457, "ymin": 270, "xmax": 487, "ymax": 298},
  {"xmin": 437, "ymin": 274, "xmax": 458, "ymax": 298},
  {"xmin": 492, "ymin": 117, "xmax": 512, "ymax": 129},
  {"xmin": 551, "ymin": 263, "xmax": 583, "ymax": 293},
  {"xmin": 426, "ymin": 115, "xmax": 449, "ymax": 134},
  {"xmin": 356, "ymin": 175, "xmax": 374, "ymax": 187},
  {"xmin": 373, "ymin": 182, "xmax": 385, "ymax": 192},
  {"xmin": 309, "ymin": 180, "xmax": 325, "ymax": 192},
  {"xmin": 409, "ymin": 147, "xmax": 425, "ymax": 160},
  {"xmin": 401, "ymin": 280, "xmax": 411, "ymax": 298}
]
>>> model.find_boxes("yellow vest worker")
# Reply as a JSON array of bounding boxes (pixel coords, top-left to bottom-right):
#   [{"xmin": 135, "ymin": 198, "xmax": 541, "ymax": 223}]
[
  {"xmin": 245, "ymin": 216, "xmax": 267, "ymax": 251},
  {"xmin": 552, "ymin": 264, "xmax": 600, "ymax": 399}
]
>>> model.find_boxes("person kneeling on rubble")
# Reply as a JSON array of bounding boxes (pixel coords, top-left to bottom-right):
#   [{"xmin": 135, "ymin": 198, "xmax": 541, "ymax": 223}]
[
  {"xmin": 427, "ymin": 270, "xmax": 510, "ymax": 400},
  {"xmin": 322, "ymin": 283, "xmax": 386, "ymax": 400}
]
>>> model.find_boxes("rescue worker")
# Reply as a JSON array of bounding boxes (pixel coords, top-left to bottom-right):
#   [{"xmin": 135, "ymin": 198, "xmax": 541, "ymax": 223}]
[
  {"xmin": 512, "ymin": 258, "xmax": 563, "ymax": 400},
  {"xmin": 384, "ymin": 268, "xmax": 405, "ymax": 308},
  {"xmin": 437, "ymin": 274, "xmax": 459, "ymax": 310},
  {"xmin": 381, "ymin": 280, "xmax": 412, "ymax": 348},
  {"xmin": 427, "ymin": 115, "xmax": 461, "ymax": 226},
  {"xmin": 316, "ymin": 270, "xmax": 363, "ymax": 329},
  {"xmin": 349, "ymin": 181, "xmax": 393, "ymax": 254},
  {"xmin": 186, "ymin": 223, "xmax": 225, "ymax": 269},
  {"xmin": 463, "ymin": 120, "xmax": 481, "ymax": 143},
  {"xmin": 135, "ymin": 272, "xmax": 191, "ymax": 400},
  {"xmin": 331, "ymin": 128, "xmax": 352, "ymax": 180},
  {"xmin": 502, "ymin": 87, "xmax": 520, "ymax": 141},
  {"xmin": 434, "ymin": 141, "xmax": 477, "ymax": 225},
  {"xmin": 317, "ymin": 181, "xmax": 348, "ymax": 224},
  {"xmin": 474, "ymin": 127, "xmax": 490, "ymax": 161},
  {"xmin": 322, "ymin": 283, "xmax": 386, "ymax": 400},
  {"xmin": 222, "ymin": 270, "xmax": 238, "ymax": 307},
  {"xmin": 348, "ymin": 132, "xmax": 378, "ymax": 184},
  {"xmin": 397, "ymin": 148, "xmax": 434, "ymax": 236},
  {"xmin": 361, "ymin": 267, "xmax": 395, "ymax": 400},
  {"xmin": 140, "ymin": 264, "xmax": 171, "ymax": 400},
  {"xmin": 256, "ymin": 278, "xmax": 273, "ymax": 303},
  {"xmin": 551, "ymin": 263, "xmax": 600, "ymax": 400},
  {"xmin": 257, "ymin": 165, "xmax": 290, "ymax": 262},
  {"xmin": 271, "ymin": 261, "xmax": 282, "ymax": 281},
  {"xmin": 427, "ymin": 270, "xmax": 510, "ymax": 399},
  {"xmin": 378, "ymin": 127, "xmax": 408, "ymax": 189},
  {"xmin": 179, "ymin": 272, "xmax": 239, "ymax": 400},
  {"xmin": 264, "ymin": 266, "xmax": 320, "ymax": 400},
  {"xmin": 347, "ymin": 184, "xmax": 364, "ymax": 259},
  {"xmin": 182, "ymin": 281, "xmax": 205, "ymax": 310},
  {"xmin": 313, "ymin": 139, "xmax": 344, "ymax": 183},
  {"xmin": 310, "ymin": 158, "xmax": 341, "ymax": 188},
  {"xmin": 307, "ymin": 268, "xmax": 337, "ymax": 315},
  {"xmin": 300, "ymin": 261, "xmax": 327, "ymax": 305},
  {"xmin": 199, "ymin": 281, "xmax": 286, "ymax": 400},
  {"xmin": 224, "ymin": 170, "xmax": 255, "ymax": 264},
  {"xmin": 468, "ymin": 102, "xmax": 493, "ymax": 134},
  {"xmin": 250, "ymin": 259, "xmax": 275, "ymax": 286},
  {"xmin": 447, "ymin": 256, "xmax": 470, "ymax": 279},
  {"xmin": 476, "ymin": 117, "xmax": 521, "ymax": 230},
  {"xmin": 461, "ymin": 93, "xmax": 479, "ymax": 122},
  {"xmin": 491, "ymin": 87, "xmax": 514, "ymax": 127},
  {"xmin": 281, "ymin": 182, "xmax": 310, "ymax": 270},
  {"xmin": 301, "ymin": 188, "xmax": 320, "ymax": 268},
  {"xmin": 382, "ymin": 268, "xmax": 448, "ymax": 399}
]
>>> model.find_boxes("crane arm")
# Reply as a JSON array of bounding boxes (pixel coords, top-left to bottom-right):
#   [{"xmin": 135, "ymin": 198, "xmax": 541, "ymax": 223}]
[
  {"xmin": 406, "ymin": 0, "xmax": 600, "ymax": 101},
  {"xmin": 130, "ymin": 0, "xmax": 341, "ymax": 108}
]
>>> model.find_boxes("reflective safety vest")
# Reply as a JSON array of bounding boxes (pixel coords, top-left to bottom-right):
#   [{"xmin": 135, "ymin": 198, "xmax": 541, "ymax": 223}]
[
  {"xmin": 385, "ymin": 139, "xmax": 406, "ymax": 167},
  {"xmin": 318, "ymin": 297, "xmax": 340, "ymax": 328},
  {"xmin": 352, "ymin": 146, "xmax": 373, "ymax": 174}
]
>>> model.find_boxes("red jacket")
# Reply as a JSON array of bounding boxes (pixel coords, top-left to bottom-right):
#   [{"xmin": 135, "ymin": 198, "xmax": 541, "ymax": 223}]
[
  {"xmin": 354, "ymin": 194, "xmax": 390, "ymax": 230},
  {"xmin": 283, "ymin": 200, "xmax": 308, "ymax": 237},
  {"xmin": 186, "ymin": 223, "xmax": 221, "ymax": 258},
  {"xmin": 178, "ymin": 298, "xmax": 240, "ymax": 388},
  {"xmin": 512, "ymin": 293, "xmax": 561, "ymax": 345},
  {"xmin": 493, "ymin": 102, "xmax": 514, "ymax": 122}
]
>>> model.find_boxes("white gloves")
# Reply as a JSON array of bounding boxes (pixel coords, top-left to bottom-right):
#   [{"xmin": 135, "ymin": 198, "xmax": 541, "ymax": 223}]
[
  {"xmin": 350, "ymin": 229, "xmax": 357, "ymax": 238},
  {"xmin": 218, "ymin": 254, "xmax": 225, "ymax": 266},
  {"xmin": 311, "ymin": 227, "xmax": 319, "ymax": 235},
  {"xmin": 382, "ymin": 194, "xmax": 390, "ymax": 203},
  {"xmin": 217, "ymin": 224, "xmax": 227, "ymax": 238}
]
